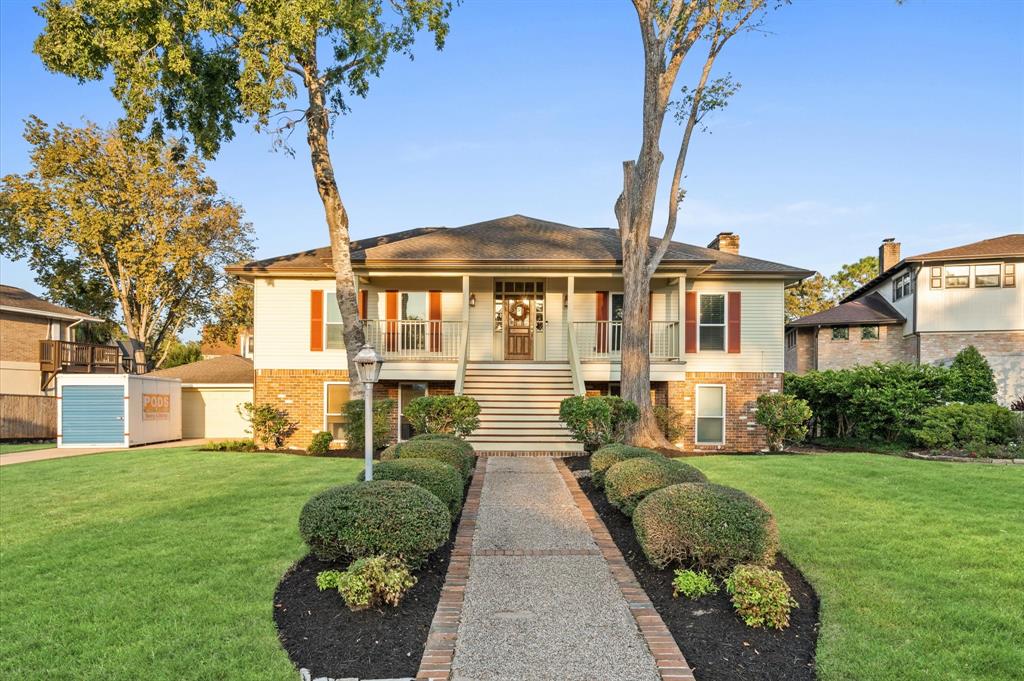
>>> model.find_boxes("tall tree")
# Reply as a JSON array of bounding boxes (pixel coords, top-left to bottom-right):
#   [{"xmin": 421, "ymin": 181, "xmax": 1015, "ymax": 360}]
[
  {"xmin": 826, "ymin": 255, "xmax": 878, "ymax": 301},
  {"xmin": 203, "ymin": 281, "xmax": 254, "ymax": 347},
  {"xmin": 33, "ymin": 0, "xmax": 452, "ymax": 394},
  {"xmin": 783, "ymin": 256, "xmax": 880, "ymax": 321},
  {"xmin": 615, "ymin": 0, "xmax": 770, "ymax": 446},
  {"xmin": 0, "ymin": 118, "xmax": 253, "ymax": 367}
]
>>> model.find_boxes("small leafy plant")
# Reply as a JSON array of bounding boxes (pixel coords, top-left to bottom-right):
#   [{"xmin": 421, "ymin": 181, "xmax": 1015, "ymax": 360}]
[
  {"xmin": 316, "ymin": 555, "xmax": 416, "ymax": 611},
  {"xmin": 754, "ymin": 393, "xmax": 812, "ymax": 451},
  {"xmin": 724, "ymin": 564, "xmax": 798, "ymax": 630},
  {"xmin": 672, "ymin": 569, "xmax": 719, "ymax": 599},
  {"xmin": 341, "ymin": 398, "xmax": 396, "ymax": 451},
  {"xmin": 403, "ymin": 395, "xmax": 481, "ymax": 438},
  {"xmin": 559, "ymin": 396, "xmax": 640, "ymax": 451},
  {"xmin": 307, "ymin": 431, "xmax": 333, "ymax": 456},
  {"xmin": 237, "ymin": 402, "xmax": 297, "ymax": 449}
]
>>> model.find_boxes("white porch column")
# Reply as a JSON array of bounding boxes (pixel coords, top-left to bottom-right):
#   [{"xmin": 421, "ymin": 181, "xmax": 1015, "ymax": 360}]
[
  {"xmin": 677, "ymin": 274, "xmax": 686, "ymax": 360},
  {"xmin": 462, "ymin": 274, "xmax": 470, "ymax": 328}
]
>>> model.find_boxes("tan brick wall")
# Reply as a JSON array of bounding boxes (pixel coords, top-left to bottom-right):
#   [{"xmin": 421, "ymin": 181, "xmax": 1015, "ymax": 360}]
[
  {"xmin": 0, "ymin": 314, "xmax": 51, "ymax": 362},
  {"xmin": 815, "ymin": 323, "xmax": 916, "ymax": 370},
  {"xmin": 666, "ymin": 372, "xmax": 782, "ymax": 453},
  {"xmin": 919, "ymin": 331, "xmax": 1024, "ymax": 405},
  {"xmin": 784, "ymin": 327, "xmax": 816, "ymax": 374},
  {"xmin": 254, "ymin": 368, "xmax": 455, "ymax": 449}
]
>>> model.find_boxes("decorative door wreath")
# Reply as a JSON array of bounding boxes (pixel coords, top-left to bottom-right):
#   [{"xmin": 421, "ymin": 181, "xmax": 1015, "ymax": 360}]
[{"xmin": 508, "ymin": 301, "xmax": 529, "ymax": 322}]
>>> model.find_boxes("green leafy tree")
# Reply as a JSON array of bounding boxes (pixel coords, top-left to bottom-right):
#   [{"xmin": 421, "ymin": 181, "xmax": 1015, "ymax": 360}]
[
  {"xmin": 0, "ymin": 119, "xmax": 253, "ymax": 367},
  {"xmin": 161, "ymin": 340, "xmax": 204, "ymax": 369},
  {"xmin": 34, "ymin": 0, "xmax": 452, "ymax": 394},
  {"xmin": 826, "ymin": 256, "xmax": 878, "ymax": 301},
  {"xmin": 946, "ymin": 346, "xmax": 997, "ymax": 404},
  {"xmin": 203, "ymin": 282, "xmax": 253, "ymax": 347},
  {"xmin": 615, "ymin": 0, "xmax": 773, "ymax": 447},
  {"xmin": 784, "ymin": 273, "xmax": 829, "ymax": 322}
]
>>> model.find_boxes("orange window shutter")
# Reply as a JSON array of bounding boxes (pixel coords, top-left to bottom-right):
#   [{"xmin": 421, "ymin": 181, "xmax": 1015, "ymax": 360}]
[
  {"xmin": 727, "ymin": 291, "xmax": 741, "ymax": 353},
  {"xmin": 596, "ymin": 291, "xmax": 609, "ymax": 354},
  {"xmin": 649, "ymin": 291, "xmax": 654, "ymax": 320},
  {"xmin": 385, "ymin": 290, "xmax": 398, "ymax": 352},
  {"xmin": 429, "ymin": 290, "xmax": 442, "ymax": 352},
  {"xmin": 358, "ymin": 290, "xmax": 368, "ymax": 319},
  {"xmin": 684, "ymin": 291, "xmax": 697, "ymax": 354},
  {"xmin": 310, "ymin": 290, "xmax": 324, "ymax": 352}
]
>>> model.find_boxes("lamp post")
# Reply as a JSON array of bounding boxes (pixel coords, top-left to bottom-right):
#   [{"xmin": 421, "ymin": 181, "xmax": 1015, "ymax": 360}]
[{"xmin": 353, "ymin": 343, "xmax": 384, "ymax": 481}]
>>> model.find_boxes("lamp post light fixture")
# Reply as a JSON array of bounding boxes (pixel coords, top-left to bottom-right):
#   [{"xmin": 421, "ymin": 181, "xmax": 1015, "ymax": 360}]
[{"xmin": 353, "ymin": 343, "xmax": 384, "ymax": 481}]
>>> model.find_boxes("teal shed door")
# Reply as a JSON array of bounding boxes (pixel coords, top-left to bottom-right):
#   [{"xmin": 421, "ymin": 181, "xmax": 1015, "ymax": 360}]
[{"xmin": 62, "ymin": 385, "xmax": 124, "ymax": 445}]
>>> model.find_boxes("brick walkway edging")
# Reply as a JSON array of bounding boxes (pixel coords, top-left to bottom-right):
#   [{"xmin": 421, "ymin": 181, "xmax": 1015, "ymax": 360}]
[
  {"xmin": 415, "ymin": 455, "xmax": 487, "ymax": 681},
  {"xmin": 554, "ymin": 460, "xmax": 696, "ymax": 681}
]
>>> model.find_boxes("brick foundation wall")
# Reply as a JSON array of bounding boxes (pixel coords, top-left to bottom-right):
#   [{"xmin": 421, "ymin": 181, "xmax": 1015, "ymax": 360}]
[
  {"xmin": 815, "ymin": 323, "xmax": 916, "ymax": 370},
  {"xmin": 666, "ymin": 372, "xmax": 782, "ymax": 453},
  {"xmin": 254, "ymin": 368, "xmax": 454, "ymax": 449},
  {"xmin": 918, "ymin": 331, "xmax": 1024, "ymax": 405}
]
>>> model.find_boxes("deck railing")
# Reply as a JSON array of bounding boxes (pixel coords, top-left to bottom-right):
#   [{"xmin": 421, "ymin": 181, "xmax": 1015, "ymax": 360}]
[
  {"xmin": 361, "ymin": 320, "xmax": 463, "ymax": 360},
  {"xmin": 39, "ymin": 340, "xmax": 124, "ymax": 374},
  {"xmin": 573, "ymin": 321, "xmax": 680, "ymax": 361}
]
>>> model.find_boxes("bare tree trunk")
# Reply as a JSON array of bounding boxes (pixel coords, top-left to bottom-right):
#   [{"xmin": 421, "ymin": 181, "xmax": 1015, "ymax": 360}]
[{"xmin": 302, "ymin": 58, "xmax": 366, "ymax": 397}]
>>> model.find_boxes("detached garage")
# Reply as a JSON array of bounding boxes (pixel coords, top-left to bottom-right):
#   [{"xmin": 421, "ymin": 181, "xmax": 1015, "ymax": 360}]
[
  {"xmin": 57, "ymin": 374, "xmax": 182, "ymax": 448},
  {"xmin": 149, "ymin": 355, "xmax": 254, "ymax": 439}
]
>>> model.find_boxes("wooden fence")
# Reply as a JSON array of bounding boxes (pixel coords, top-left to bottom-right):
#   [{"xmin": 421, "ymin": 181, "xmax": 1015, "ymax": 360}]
[{"xmin": 0, "ymin": 394, "xmax": 57, "ymax": 440}]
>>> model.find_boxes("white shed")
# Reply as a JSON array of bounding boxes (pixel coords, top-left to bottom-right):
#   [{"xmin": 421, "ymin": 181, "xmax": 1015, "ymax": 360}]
[
  {"xmin": 57, "ymin": 374, "xmax": 182, "ymax": 448},
  {"xmin": 148, "ymin": 355, "xmax": 254, "ymax": 439}
]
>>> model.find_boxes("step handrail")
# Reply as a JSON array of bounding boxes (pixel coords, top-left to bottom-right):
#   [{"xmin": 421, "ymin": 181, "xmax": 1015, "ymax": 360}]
[
  {"xmin": 454, "ymin": 322, "xmax": 471, "ymax": 394},
  {"xmin": 565, "ymin": 321, "xmax": 586, "ymax": 396}
]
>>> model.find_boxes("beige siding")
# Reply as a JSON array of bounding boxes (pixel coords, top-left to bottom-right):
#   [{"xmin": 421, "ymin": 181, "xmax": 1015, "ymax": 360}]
[
  {"xmin": 684, "ymin": 279, "xmax": 785, "ymax": 373},
  {"xmin": 863, "ymin": 269, "xmax": 916, "ymax": 335},
  {"xmin": 181, "ymin": 386, "xmax": 253, "ymax": 438},
  {"xmin": 545, "ymin": 278, "xmax": 567, "ymax": 361},
  {"xmin": 915, "ymin": 262, "xmax": 1023, "ymax": 332},
  {"xmin": 468, "ymin": 276, "xmax": 494, "ymax": 361}
]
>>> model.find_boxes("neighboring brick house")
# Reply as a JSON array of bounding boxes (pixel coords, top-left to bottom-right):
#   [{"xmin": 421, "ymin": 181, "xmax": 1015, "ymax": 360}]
[
  {"xmin": 228, "ymin": 215, "xmax": 812, "ymax": 452},
  {"xmin": 0, "ymin": 285, "xmax": 102, "ymax": 396},
  {"xmin": 785, "ymin": 234, "xmax": 1024, "ymax": 405}
]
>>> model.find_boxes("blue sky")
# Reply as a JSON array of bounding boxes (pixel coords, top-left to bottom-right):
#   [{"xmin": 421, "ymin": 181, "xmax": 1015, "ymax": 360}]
[{"xmin": 2, "ymin": 0, "xmax": 1022, "ymax": 303}]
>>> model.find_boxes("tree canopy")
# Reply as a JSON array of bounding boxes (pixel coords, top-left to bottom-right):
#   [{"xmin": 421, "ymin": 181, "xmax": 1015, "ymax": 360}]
[
  {"xmin": 0, "ymin": 118, "xmax": 253, "ymax": 366},
  {"xmin": 784, "ymin": 256, "xmax": 879, "ymax": 321}
]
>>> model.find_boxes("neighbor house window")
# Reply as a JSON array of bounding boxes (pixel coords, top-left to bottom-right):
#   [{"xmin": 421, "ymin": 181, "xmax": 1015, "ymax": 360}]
[
  {"xmin": 974, "ymin": 264, "xmax": 1000, "ymax": 288},
  {"xmin": 945, "ymin": 265, "xmax": 969, "ymax": 289},
  {"xmin": 861, "ymin": 325, "xmax": 879, "ymax": 340},
  {"xmin": 696, "ymin": 385, "xmax": 726, "ymax": 445},
  {"xmin": 399, "ymin": 382, "xmax": 428, "ymax": 441},
  {"xmin": 831, "ymin": 326, "xmax": 849, "ymax": 340},
  {"xmin": 324, "ymin": 292, "xmax": 344, "ymax": 349},
  {"xmin": 324, "ymin": 382, "xmax": 350, "ymax": 441},
  {"xmin": 698, "ymin": 293, "xmax": 726, "ymax": 351},
  {"xmin": 785, "ymin": 329, "xmax": 797, "ymax": 349},
  {"xmin": 893, "ymin": 271, "xmax": 914, "ymax": 300},
  {"xmin": 1005, "ymin": 264, "xmax": 1017, "ymax": 288},
  {"xmin": 929, "ymin": 266, "xmax": 942, "ymax": 289}
]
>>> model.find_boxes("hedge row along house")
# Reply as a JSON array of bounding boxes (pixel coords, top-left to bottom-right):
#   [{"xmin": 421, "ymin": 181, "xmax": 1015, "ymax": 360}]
[
  {"xmin": 785, "ymin": 234, "xmax": 1024, "ymax": 404},
  {"xmin": 228, "ymin": 215, "xmax": 812, "ymax": 452}
]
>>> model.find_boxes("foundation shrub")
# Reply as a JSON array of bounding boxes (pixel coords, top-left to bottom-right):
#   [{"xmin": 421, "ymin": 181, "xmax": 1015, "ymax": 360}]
[
  {"xmin": 307, "ymin": 431, "xmax": 333, "ymax": 456},
  {"xmin": 633, "ymin": 483, "xmax": 778, "ymax": 572},
  {"xmin": 404, "ymin": 395, "xmax": 480, "ymax": 438},
  {"xmin": 945, "ymin": 345, "xmax": 998, "ymax": 404},
  {"xmin": 725, "ymin": 564, "xmax": 798, "ymax": 630},
  {"xmin": 559, "ymin": 396, "xmax": 640, "ymax": 451},
  {"xmin": 359, "ymin": 458, "xmax": 464, "ymax": 517},
  {"xmin": 342, "ymin": 398, "xmax": 396, "ymax": 451},
  {"xmin": 298, "ymin": 480, "xmax": 450, "ymax": 566},
  {"xmin": 380, "ymin": 438, "xmax": 474, "ymax": 480},
  {"xmin": 604, "ymin": 456, "xmax": 707, "ymax": 516},
  {"xmin": 589, "ymin": 444, "xmax": 662, "ymax": 489},
  {"xmin": 408, "ymin": 432, "xmax": 475, "ymax": 457},
  {"xmin": 912, "ymin": 403, "xmax": 1018, "ymax": 451},
  {"xmin": 316, "ymin": 556, "xmax": 416, "ymax": 611},
  {"xmin": 237, "ymin": 402, "xmax": 297, "ymax": 449},
  {"xmin": 754, "ymin": 393, "xmax": 812, "ymax": 451}
]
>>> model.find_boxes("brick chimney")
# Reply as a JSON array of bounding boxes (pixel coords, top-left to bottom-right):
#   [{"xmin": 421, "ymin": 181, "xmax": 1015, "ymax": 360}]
[
  {"xmin": 707, "ymin": 232, "xmax": 740, "ymax": 255},
  {"xmin": 878, "ymin": 238, "xmax": 901, "ymax": 275}
]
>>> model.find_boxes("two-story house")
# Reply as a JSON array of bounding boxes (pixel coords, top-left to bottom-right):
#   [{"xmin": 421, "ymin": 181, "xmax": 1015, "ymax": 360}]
[
  {"xmin": 229, "ymin": 215, "xmax": 811, "ymax": 452},
  {"xmin": 785, "ymin": 234, "xmax": 1024, "ymax": 404}
]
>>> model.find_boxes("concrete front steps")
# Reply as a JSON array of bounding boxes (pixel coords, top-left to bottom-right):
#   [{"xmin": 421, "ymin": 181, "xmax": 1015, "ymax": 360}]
[{"xmin": 463, "ymin": 363, "xmax": 584, "ymax": 452}]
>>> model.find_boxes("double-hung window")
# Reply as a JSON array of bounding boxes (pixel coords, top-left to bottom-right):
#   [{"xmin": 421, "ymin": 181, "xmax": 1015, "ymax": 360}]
[
  {"xmin": 324, "ymin": 382, "xmax": 350, "ymax": 441},
  {"xmin": 832, "ymin": 326, "xmax": 849, "ymax": 340},
  {"xmin": 696, "ymin": 385, "xmax": 726, "ymax": 445},
  {"xmin": 1005, "ymin": 264, "xmax": 1017, "ymax": 288},
  {"xmin": 324, "ymin": 292, "xmax": 344, "ymax": 349},
  {"xmin": 698, "ymin": 294, "xmax": 726, "ymax": 351},
  {"xmin": 893, "ymin": 271, "xmax": 914, "ymax": 300},
  {"xmin": 861, "ymin": 325, "xmax": 879, "ymax": 340},
  {"xmin": 974, "ymin": 264, "xmax": 1000, "ymax": 288},
  {"xmin": 945, "ymin": 265, "xmax": 969, "ymax": 289}
]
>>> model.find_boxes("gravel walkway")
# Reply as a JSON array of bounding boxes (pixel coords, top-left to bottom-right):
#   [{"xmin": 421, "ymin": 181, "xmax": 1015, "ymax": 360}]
[{"xmin": 450, "ymin": 457, "xmax": 660, "ymax": 681}]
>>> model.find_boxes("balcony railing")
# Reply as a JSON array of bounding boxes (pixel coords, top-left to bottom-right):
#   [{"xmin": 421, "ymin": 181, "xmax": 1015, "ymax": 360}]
[
  {"xmin": 39, "ymin": 340, "xmax": 124, "ymax": 374},
  {"xmin": 573, "ymin": 321, "xmax": 680, "ymax": 361},
  {"xmin": 362, "ymin": 320, "xmax": 463, "ymax": 360}
]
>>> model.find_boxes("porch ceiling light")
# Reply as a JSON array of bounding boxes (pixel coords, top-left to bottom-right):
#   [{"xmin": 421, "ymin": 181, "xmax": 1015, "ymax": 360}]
[{"xmin": 353, "ymin": 343, "xmax": 384, "ymax": 384}]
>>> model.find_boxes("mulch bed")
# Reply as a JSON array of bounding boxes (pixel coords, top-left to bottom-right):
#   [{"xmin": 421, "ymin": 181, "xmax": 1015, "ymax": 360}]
[
  {"xmin": 565, "ymin": 456, "xmax": 819, "ymax": 681},
  {"xmin": 273, "ymin": 480, "xmax": 467, "ymax": 679}
]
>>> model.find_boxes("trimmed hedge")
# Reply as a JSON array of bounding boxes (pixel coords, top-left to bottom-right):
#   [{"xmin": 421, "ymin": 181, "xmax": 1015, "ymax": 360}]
[
  {"xmin": 403, "ymin": 395, "xmax": 481, "ymax": 437},
  {"xmin": 604, "ymin": 456, "xmax": 708, "ymax": 516},
  {"xmin": 380, "ymin": 438, "xmax": 475, "ymax": 481},
  {"xmin": 360, "ymin": 458, "xmax": 464, "ymax": 517},
  {"xmin": 559, "ymin": 396, "xmax": 640, "ymax": 451},
  {"xmin": 912, "ymin": 403, "xmax": 1018, "ymax": 450},
  {"xmin": 633, "ymin": 483, "xmax": 778, "ymax": 572},
  {"xmin": 298, "ymin": 480, "xmax": 450, "ymax": 566},
  {"xmin": 590, "ymin": 444, "xmax": 663, "ymax": 489},
  {"xmin": 408, "ymin": 432, "xmax": 475, "ymax": 457}
]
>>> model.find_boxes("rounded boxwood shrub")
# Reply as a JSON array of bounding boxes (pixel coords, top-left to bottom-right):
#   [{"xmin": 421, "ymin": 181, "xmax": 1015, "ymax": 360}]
[
  {"xmin": 381, "ymin": 439, "xmax": 474, "ymax": 480},
  {"xmin": 633, "ymin": 483, "xmax": 778, "ymax": 572},
  {"xmin": 604, "ymin": 456, "xmax": 708, "ymax": 516},
  {"xmin": 408, "ymin": 432, "xmax": 475, "ymax": 457},
  {"xmin": 299, "ymin": 480, "xmax": 450, "ymax": 566},
  {"xmin": 590, "ymin": 444, "xmax": 663, "ymax": 489},
  {"xmin": 359, "ymin": 458, "xmax": 464, "ymax": 517}
]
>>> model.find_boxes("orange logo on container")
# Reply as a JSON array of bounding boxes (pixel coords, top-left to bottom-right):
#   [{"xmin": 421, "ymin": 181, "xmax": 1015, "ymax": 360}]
[{"xmin": 143, "ymin": 393, "xmax": 170, "ymax": 420}]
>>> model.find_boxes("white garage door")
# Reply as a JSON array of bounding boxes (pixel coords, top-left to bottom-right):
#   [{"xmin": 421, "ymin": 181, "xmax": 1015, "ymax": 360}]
[{"xmin": 181, "ymin": 385, "xmax": 253, "ymax": 439}]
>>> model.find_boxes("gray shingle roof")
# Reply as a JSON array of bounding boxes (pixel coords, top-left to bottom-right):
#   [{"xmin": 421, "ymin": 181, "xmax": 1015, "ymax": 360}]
[
  {"xmin": 232, "ymin": 215, "xmax": 811, "ymax": 277},
  {"xmin": 787, "ymin": 292, "xmax": 905, "ymax": 328}
]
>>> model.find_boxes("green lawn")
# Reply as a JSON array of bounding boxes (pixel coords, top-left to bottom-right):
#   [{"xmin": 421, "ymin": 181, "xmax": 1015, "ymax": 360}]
[
  {"xmin": 0, "ymin": 441, "xmax": 55, "ymax": 455},
  {"xmin": 0, "ymin": 447, "xmax": 363, "ymax": 680},
  {"xmin": 687, "ymin": 453, "xmax": 1024, "ymax": 681}
]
